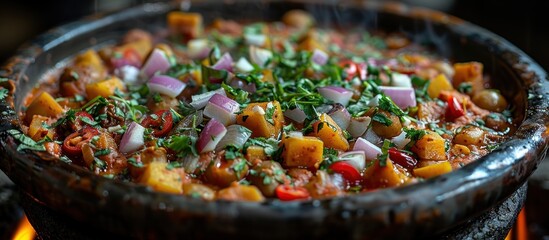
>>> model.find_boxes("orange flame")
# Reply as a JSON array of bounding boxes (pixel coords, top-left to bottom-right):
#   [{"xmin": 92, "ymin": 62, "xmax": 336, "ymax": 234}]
[{"xmin": 11, "ymin": 215, "xmax": 36, "ymax": 240}]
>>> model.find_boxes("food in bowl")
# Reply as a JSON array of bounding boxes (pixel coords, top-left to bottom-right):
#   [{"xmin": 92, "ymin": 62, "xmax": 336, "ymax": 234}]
[{"xmin": 17, "ymin": 10, "xmax": 516, "ymax": 201}]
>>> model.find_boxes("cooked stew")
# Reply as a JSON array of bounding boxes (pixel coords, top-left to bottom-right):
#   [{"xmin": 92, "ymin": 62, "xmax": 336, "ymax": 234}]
[{"xmin": 18, "ymin": 10, "xmax": 515, "ymax": 201}]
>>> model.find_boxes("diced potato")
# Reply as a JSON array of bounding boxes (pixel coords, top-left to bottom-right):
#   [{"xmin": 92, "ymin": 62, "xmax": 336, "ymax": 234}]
[
  {"xmin": 245, "ymin": 145, "xmax": 267, "ymax": 161},
  {"xmin": 472, "ymin": 89, "xmax": 508, "ymax": 112},
  {"xmin": 411, "ymin": 131, "xmax": 447, "ymax": 160},
  {"xmin": 182, "ymin": 183, "xmax": 215, "ymax": 200},
  {"xmin": 139, "ymin": 161, "xmax": 183, "ymax": 194},
  {"xmin": 363, "ymin": 159, "xmax": 409, "ymax": 189},
  {"xmin": 281, "ymin": 135, "xmax": 324, "ymax": 169},
  {"xmin": 204, "ymin": 157, "xmax": 248, "ymax": 188},
  {"xmin": 307, "ymin": 113, "xmax": 349, "ymax": 151},
  {"xmin": 427, "ymin": 74, "xmax": 454, "ymax": 99},
  {"xmin": 85, "ymin": 76, "xmax": 125, "ymax": 100},
  {"xmin": 236, "ymin": 101, "xmax": 284, "ymax": 138},
  {"xmin": 25, "ymin": 92, "xmax": 64, "ymax": 124},
  {"xmin": 371, "ymin": 110, "xmax": 402, "ymax": 139},
  {"xmin": 141, "ymin": 147, "xmax": 168, "ymax": 164},
  {"xmin": 167, "ymin": 12, "xmax": 203, "ymax": 39},
  {"xmin": 282, "ymin": 9, "xmax": 314, "ymax": 30},
  {"xmin": 450, "ymin": 144, "xmax": 471, "ymax": 156},
  {"xmin": 452, "ymin": 62, "xmax": 484, "ymax": 95},
  {"xmin": 413, "ymin": 161, "xmax": 452, "ymax": 179},
  {"xmin": 298, "ymin": 36, "xmax": 323, "ymax": 52},
  {"xmin": 28, "ymin": 115, "xmax": 54, "ymax": 141},
  {"xmin": 216, "ymin": 182, "xmax": 265, "ymax": 202},
  {"xmin": 453, "ymin": 126, "xmax": 486, "ymax": 146},
  {"xmin": 74, "ymin": 50, "xmax": 105, "ymax": 75}
]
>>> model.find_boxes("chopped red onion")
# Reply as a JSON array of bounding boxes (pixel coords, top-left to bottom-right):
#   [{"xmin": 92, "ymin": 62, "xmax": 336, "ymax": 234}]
[
  {"xmin": 391, "ymin": 131, "xmax": 411, "ymax": 150},
  {"xmin": 284, "ymin": 107, "xmax": 307, "ymax": 124},
  {"xmin": 215, "ymin": 125, "xmax": 252, "ymax": 151},
  {"xmin": 391, "ymin": 73, "xmax": 412, "ymax": 88},
  {"xmin": 318, "ymin": 86, "xmax": 353, "ymax": 106},
  {"xmin": 328, "ymin": 105, "xmax": 351, "ymax": 130},
  {"xmin": 235, "ymin": 57, "xmax": 255, "ymax": 73},
  {"xmin": 244, "ymin": 34, "xmax": 266, "ymax": 46},
  {"xmin": 287, "ymin": 131, "xmax": 304, "ymax": 138},
  {"xmin": 190, "ymin": 88, "xmax": 226, "ymax": 109},
  {"xmin": 249, "ymin": 46, "xmax": 273, "ymax": 67},
  {"xmin": 339, "ymin": 151, "xmax": 366, "ymax": 171},
  {"xmin": 147, "ymin": 75, "xmax": 186, "ymax": 98},
  {"xmin": 353, "ymin": 137, "xmax": 381, "ymax": 161},
  {"xmin": 229, "ymin": 78, "xmax": 257, "ymax": 93},
  {"xmin": 212, "ymin": 52, "xmax": 234, "ymax": 72},
  {"xmin": 203, "ymin": 93, "xmax": 240, "ymax": 125},
  {"xmin": 367, "ymin": 58, "xmax": 398, "ymax": 68},
  {"xmin": 115, "ymin": 65, "xmax": 141, "ymax": 84},
  {"xmin": 347, "ymin": 116, "xmax": 371, "ymax": 138},
  {"xmin": 119, "ymin": 122, "xmax": 145, "ymax": 154},
  {"xmin": 188, "ymin": 39, "xmax": 211, "ymax": 59},
  {"xmin": 197, "ymin": 118, "xmax": 227, "ymax": 153},
  {"xmin": 141, "ymin": 48, "xmax": 171, "ymax": 77},
  {"xmin": 311, "ymin": 49, "xmax": 329, "ymax": 65},
  {"xmin": 379, "ymin": 86, "xmax": 416, "ymax": 109}
]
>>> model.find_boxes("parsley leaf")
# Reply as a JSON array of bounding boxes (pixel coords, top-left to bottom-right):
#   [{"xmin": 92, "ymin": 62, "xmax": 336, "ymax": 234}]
[
  {"xmin": 372, "ymin": 112, "xmax": 393, "ymax": 126},
  {"xmin": 264, "ymin": 102, "xmax": 276, "ymax": 125},
  {"xmin": 164, "ymin": 135, "xmax": 198, "ymax": 157},
  {"xmin": 8, "ymin": 129, "xmax": 46, "ymax": 152},
  {"xmin": 377, "ymin": 139, "xmax": 392, "ymax": 167},
  {"xmin": 0, "ymin": 88, "xmax": 9, "ymax": 100}
]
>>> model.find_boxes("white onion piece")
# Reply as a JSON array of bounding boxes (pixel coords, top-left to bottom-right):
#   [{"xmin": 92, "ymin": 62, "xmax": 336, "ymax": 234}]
[
  {"xmin": 119, "ymin": 122, "xmax": 145, "ymax": 154},
  {"xmin": 315, "ymin": 104, "xmax": 333, "ymax": 114},
  {"xmin": 329, "ymin": 107, "xmax": 351, "ymax": 130},
  {"xmin": 338, "ymin": 151, "xmax": 366, "ymax": 171},
  {"xmin": 147, "ymin": 75, "xmax": 186, "ymax": 98},
  {"xmin": 363, "ymin": 128, "xmax": 382, "ymax": 147},
  {"xmin": 391, "ymin": 73, "xmax": 412, "ymax": 88},
  {"xmin": 212, "ymin": 52, "xmax": 234, "ymax": 72},
  {"xmin": 181, "ymin": 155, "xmax": 200, "ymax": 174},
  {"xmin": 353, "ymin": 137, "xmax": 381, "ymax": 161},
  {"xmin": 215, "ymin": 125, "xmax": 252, "ymax": 151},
  {"xmin": 203, "ymin": 93, "xmax": 240, "ymax": 125},
  {"xmin": 197, "ymin": 118, "xmax": 227, "ymax": 153},
  {"xmin": 379, "ymin": 86, "xmax": 416, "ymax": 109},
  {"xmin": 190, "ymin": 88, "xmax": 226, "ymax": 109},
  {"xmin": 284, "ymin": 107, "xmax": 307, "ymax": 123},
  {"xmin": 329, "ymin": 173, "xmax": 347, "ymax": 191},
  {"xmin": 311, "ymin": 49, "xmax": 329, "ymax": 65},
  {"xmin": 235, "ymin": 57, "xmax": 255, "ymax": 73},
  {"xmin": 249, "ymin": 46, "xmax": 273, "ymax": 67},
  {"xmin": 392, "ymin": 131, "xmax": 411, "ymax": 150},
  {"xmin": 244, "ymin": 34, "xmax": 266, "ymax": 46},
  {"xmin": 287, "ymin": 131, "xmax": 304, "ymax": 138},
  {"xmin": 188, "ymin": 39, "xmax": 211, "ymax": 59},
  {"xmin": 115, "ymin": 65, "xmax": 141, "ymax": 84},
  {"xmin": 318, "ymin": 86, "xmax": 353, "ymax": 106},
  {"xmin": 347, "ymin": 116, "xmax": 371, "ymax": 138},
  {"xmin": 142, "ymin": 48, "xmax": 171, "ymax": 77},
  {"xmin": 368, "ymin": 94, "xmax": 381, "ymax": 107}
]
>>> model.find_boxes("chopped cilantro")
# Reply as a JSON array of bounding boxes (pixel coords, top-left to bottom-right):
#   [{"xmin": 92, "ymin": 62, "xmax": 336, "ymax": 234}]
[
  {"xmin": 457, "ymin": 82, "xmax": 473, "ymax": 94},
  {"xmin": 0, "ymin": 88, "xmax": 9, "ymax": 100},
  {"xmin": 264, "ymin": 102, "xmax": 275, "ymax": 125},
  {"xmin": 8, "ymin": 129, "xmax": 46, "ymax": 152},
  {"xmin": 377, "ymin": 139, "xmax": 392, "ymax": 167},
  {"xmin": 164, "ymin": 135, "xmax": 198, "ymax": 157},
  {"xmin": 372, "ymin": 112, "xmax": 393, "ymax": 126}
]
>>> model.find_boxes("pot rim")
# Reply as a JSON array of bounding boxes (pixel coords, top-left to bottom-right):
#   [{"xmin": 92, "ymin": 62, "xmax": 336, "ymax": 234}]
[{"xmin": 0, "ymin": 1, "xmax": 548, "ymax": 236}]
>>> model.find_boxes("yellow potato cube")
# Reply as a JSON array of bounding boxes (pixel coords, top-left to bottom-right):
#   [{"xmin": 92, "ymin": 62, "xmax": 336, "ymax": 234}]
[
  {"xmin": 413, "ymin": 161, "xmax": 452, "ymax": 179},
  {"xmin": 139, "ymin": 162, "xmax": 183, "ymax": 194},
  {"xmin": 85, "ymin": 76, "xmax": 125, "ymax": 100},
  {"xmin": 282, "ymin": 136, "xmax": 324, "ymax": 169},
  {"xmin": 307, "ymin": 113, "xmax": 349, "ymax": 151},
  {"xmin": 25, "ymin": 92, "xmax": 64, "ymax": 124}
]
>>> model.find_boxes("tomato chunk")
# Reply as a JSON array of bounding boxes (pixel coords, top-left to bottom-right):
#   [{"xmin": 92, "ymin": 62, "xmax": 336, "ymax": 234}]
[
  {"xmin": 141, "ymin": 110, "xmax": 174, "ymax": 137},
  {"xmin": 388, "ymin": 148, "xmax": 417, "ymax": 170},
  {"xmin": 329, "ymin": 161, "xmax": 362, "ymax": 185},
  {"xmin": 275, "ymin": 185, "xmax": 310, "ymax": 201},
  {"xmin": 445, "ymin": 95, "xmax": 465, "ymax": 121}
]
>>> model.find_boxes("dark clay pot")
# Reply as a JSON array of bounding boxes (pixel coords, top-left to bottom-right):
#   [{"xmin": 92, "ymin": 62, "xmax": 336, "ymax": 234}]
[{"xmin": 0, "ymin": 1, "xmax": 547, "ymax": 239}]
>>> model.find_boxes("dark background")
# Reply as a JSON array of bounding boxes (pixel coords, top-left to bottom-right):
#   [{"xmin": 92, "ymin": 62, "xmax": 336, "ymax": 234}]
[{"xmin": 0, "ymin": 0, "xmax": 548, "ymax": 69}]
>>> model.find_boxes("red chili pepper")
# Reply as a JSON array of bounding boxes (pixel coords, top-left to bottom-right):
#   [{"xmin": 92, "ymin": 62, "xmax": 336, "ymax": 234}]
[
  {"xmin": 329, "ymin": 161, "xmax": 362, "ymax": 184},
  {"xmin": 340, "ymin": 60, "xmax": 366, "ymax": 80},
  {"xmin": 275, "ymin": 185, "xmax": 310, "ymax": 201},
  {"xmin": 446, "ymin": 95, "xmax": 465, "ymax": 121},
  {"xmin": 62, "ymin": 126, "xmax": 100, "ymax": 156},
  {"xmin": 141, "ymin": 110, "xmax": 174, "ymax": 137},
  {"xmin": 74, "ymin": 111, "xmax": 94, "ymax": 129},
  {"xmin": 388, "ymin": 148, "xmax": 417, "ymax": 170}
]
